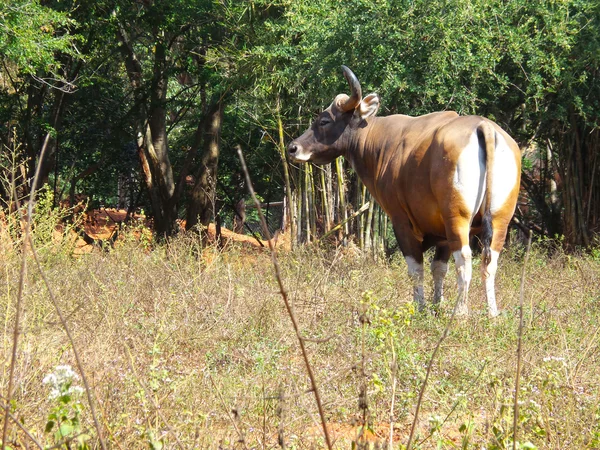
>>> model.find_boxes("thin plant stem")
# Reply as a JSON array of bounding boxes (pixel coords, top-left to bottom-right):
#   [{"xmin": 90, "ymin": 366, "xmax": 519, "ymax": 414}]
[
  {"xmin": 2, "ymin": 131, "xmax": 52, "ymax": 449},
  {"xmin": 406, "ymin": 292, "xmax": 465, "ymax": 449},
  {"xmin": 237, "ymin": 146, "xmax": 333, "ymax": 450},
  {"xmin": 208, "ymin": 372, "xmax": 249, "ymax": 450},
  {"xmin": 27, "ymin": 233, "xmax": 107, "ymax": 450},
  {"xmin": 262, "ymin": 374, "xmax": 267, "ymax": 450},
  {"xmin": 276, "ymin": 96, "xmax": 295, "ymax": 249},
  {"xmin": 513, "ymin": 231, "xmax": 533, "ymax": 450},
  {"xmin": 388, "ymin": 334, "xmax": 398, "ymax": 450},
  {"xmin": 0, "ymin": 400, "xmax": 43, "ymax": 450},
  {"xmin": 356, "ymin": 301, "xmax": 369, "ymax": 445},
  {"xmin": 122, "ymin": 344, "xmax": 186, "ymax": 450}
]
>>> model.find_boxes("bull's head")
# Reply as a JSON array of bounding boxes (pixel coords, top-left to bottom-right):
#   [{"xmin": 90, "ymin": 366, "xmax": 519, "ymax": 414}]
[{"xmin": 287, "ymin": 66, "xmax": 380, "ymax": 164}]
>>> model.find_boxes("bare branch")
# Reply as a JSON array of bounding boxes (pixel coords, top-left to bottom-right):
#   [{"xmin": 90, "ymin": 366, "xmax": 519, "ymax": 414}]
[
  {"xmin": 237, "ymin": 145, "xmax": 333, "ymax": 450},
  {"xmin": 30, "ymin": 74, "xmax": 78, "ymax": 93},
  {"xmin": 513, "ymin": 231, "xmax": 533, "ymax": 450}
]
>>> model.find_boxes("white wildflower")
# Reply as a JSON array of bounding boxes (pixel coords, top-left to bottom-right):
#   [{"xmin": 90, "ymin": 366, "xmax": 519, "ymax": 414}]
[
  {"xmin": 43, "ymin": 365, "xmax": 84, "ymax": 401},
  {"xmin": 42, "ymin": 373, "xmax": 57, "ymax": 386},
  {"xmin": 529, "ymin": 399, "xmax": 541, "ymax": 410},
  {"xmin": 542, "ymin": 356, "xmax": 565, "ymax": 363}
]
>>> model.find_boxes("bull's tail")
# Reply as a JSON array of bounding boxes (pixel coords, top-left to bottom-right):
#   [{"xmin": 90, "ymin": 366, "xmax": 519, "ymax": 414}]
[{"xmin": 479, "ymin": 121, "xmax": 495, "ymax": 267}]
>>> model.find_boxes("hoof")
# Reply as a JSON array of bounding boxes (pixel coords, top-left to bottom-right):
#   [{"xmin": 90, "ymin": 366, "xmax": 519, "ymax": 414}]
[
  {"xmin": 415, "ymin": 301, "xmax": 427, "ymax": 314},
  {"xmin": 488, "ymin": 308, "xmax": 505, "ymax": 319},
  {"xmin": 433, "ymin": 296, "xmax": 444, "ymax": 305}
]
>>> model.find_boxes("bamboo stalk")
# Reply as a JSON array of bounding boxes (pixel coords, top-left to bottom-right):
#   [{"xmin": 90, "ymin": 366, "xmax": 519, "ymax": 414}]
[
  {"xmin": 308, "ymin": 164, "xmax": 317, "ymax": 239},
  {"xmin": 276, "ymin": 97, "xmax": 295, "ymax": 249},
  {"xmin": 359, "ymin": 184, "xmax": 366, "ymax": 249},
  {"xmin": 326, "ymin": 164, "xmax": 334, "ymax": 229},
  {"xmin": 294, "ymin": 189, "xmax": 301, "ymax": 244},
  {"xmin": 319, "ymin": 167, "xmax": 331, "ymax": 232},
  {"xmin": 586, "ymin": 144, "xmax": 597, "ymax": 224},
  {"xmin": 373, "ymin": 204, "xmax": 380, "ymax": 259},
  {"xmin": 335, "ymin": 158, "xmax": 348, "ymax": 243},
  {"xmin": 383, "ymin": 210, "xmax": 388, "ymax": 249},
  {"xmin": 365, "ymin": 192, "xmax": 375, "ymax": 251},
  {"xmin": 304, "ymin": 166, "xmax": 310, "ymax": 243}
]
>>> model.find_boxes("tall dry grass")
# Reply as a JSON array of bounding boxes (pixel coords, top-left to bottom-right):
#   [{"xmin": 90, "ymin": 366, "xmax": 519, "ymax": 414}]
[{"xmin": 1, "ymin": 218, "xmax": 599, "ymax": 449}]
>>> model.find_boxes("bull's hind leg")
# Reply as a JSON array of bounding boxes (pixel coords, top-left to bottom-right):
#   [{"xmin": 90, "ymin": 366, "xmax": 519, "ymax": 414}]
[
  {"xmin": 452, "ymin": 244, "xmax": 472, "ymax": 316},
  {"xmin": 445, "ymin": 223, "xmax": 473, "ymax": 316},
  {"xmin": 481, "ymin": 219, "xmax": 510, "ymax": 317},
  {"xmin": 481, "ymin": 249, "xmax": 500, "ymax": 317},
  {"xmin": 407, "ymin": 254, "xmax": 425, "ymax": 311}
]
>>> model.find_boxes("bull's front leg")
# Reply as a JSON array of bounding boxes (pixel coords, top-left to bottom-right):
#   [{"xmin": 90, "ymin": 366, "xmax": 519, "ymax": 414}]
[
  {"xmin": 405, "ymin": 255, "xmax": 425, "ymax": 311},
  {"xmin": 431, "ymin": 245, "xmax": 450, "ymax": 306},
  {"xmin": 393, "ymin": 219, "xmax": 426, "ymax": 311}
]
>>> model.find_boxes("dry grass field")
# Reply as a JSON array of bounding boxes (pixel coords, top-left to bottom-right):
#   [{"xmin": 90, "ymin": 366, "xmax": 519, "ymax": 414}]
[{"xmin": 1, "ymin": 209, "xmax": 599, "ymax": 449}]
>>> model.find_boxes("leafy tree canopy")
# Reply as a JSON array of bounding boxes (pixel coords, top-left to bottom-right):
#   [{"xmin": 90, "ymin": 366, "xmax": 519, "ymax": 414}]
[{"xmin": 0, "ymin": 0, "xmax": 77, "ymax": 77}]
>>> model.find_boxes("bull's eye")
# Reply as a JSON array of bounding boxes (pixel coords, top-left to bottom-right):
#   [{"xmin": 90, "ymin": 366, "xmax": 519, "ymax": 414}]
[{"xmin": 319, "ymin": 118, "xmax": 331, "ymax": 127}]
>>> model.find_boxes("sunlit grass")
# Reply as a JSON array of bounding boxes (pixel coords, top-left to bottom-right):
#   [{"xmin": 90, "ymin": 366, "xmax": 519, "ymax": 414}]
[{"xmin": 1, "ymin": 223, "xmax": 599, "ymax": 449}]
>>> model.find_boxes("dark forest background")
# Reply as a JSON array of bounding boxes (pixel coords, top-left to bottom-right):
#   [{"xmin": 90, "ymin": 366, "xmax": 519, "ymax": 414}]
[{"xmin": 1, "ymin": 0, "xmax": 599, "ymax": 249}]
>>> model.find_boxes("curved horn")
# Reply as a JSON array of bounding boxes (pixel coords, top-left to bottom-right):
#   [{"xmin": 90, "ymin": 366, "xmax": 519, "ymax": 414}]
[{"xmin": 339, "ymin": 65, "xmax": 362, "ymax": 112}]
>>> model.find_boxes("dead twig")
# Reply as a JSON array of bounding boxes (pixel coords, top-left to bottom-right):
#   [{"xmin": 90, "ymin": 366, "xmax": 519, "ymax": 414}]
[
  {"xmin": 356, "ymin": 302, "xmax": 370, "ymax": 447},
  {"xmin": 27, "ymin": 232, "xmax": 108, "ymax": 450},
  {"xmin": 207, "ymin": 372, "xmax": 249, "ymax": 450},
  {"xmin": 319, "ymin": 202, "xmax": 370, "ymax": 242},
  {"xmin": 406, "ymin": 284, "xmax": 466, "ymax": 449},
  {"xmin": 513, "ymin": 231, "xmax": 533, "ymax": 450},
  {"xmin": 3, "ymin": 131, "xmax": 57, "ymax": 450},
  {"xmin": 0, "ymin": 400, "xmax": 43, "ymax": 450},
  {"xmin": 122, "ymin": 344, "xmax": 186, "ymax": 450},
  {"xmin": 237, "ymin": 145, "xmax": 333, "ymax": 450}
]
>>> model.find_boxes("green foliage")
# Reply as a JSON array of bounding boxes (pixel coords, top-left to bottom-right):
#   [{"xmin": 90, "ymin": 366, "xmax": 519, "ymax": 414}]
[
  {"xmin": 262, "ymin": 0, "xmax": 598, "ymax": 132},
  {"xmin": 30, "ymin": 187, "xmax": 81, "ymax": 253},
  {"xmin": 0, "ymin": 0, "xmax": 77, "ymax": 75},
  {"xmin": 1, "ymin": 0, "xmax": 599, "ymax": 244}
]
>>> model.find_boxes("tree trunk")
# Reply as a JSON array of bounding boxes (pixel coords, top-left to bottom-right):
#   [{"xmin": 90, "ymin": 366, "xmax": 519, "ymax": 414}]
[
  {"xmin": 118, "ymin": 25, "xmax": 179, "ymax": 236},
  {"xmin": 30, "ymin": 90, "xmax": 66, "ymax": 194},
  {"xmin": 186, "ymin": 100, "xmax": 224, "ymax": 232}
]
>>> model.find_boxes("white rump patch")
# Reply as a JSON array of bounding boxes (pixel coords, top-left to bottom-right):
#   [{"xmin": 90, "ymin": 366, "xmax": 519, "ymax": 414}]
[
  {"xmin": 490, "ymin": 134, "xmax": 518, "ymax": 214},
  {"xmin": 453, "ymin": 132, "xmax": 486, "ymax": 221},
  {"xmin": 453, "ymin": 131, "xmax": 518, "ymax": 219}
]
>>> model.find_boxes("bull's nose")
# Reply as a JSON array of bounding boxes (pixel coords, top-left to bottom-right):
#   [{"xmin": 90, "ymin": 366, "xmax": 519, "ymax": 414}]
[{"xmin": 287, "ymin": 142, "xmax": 299, "ymax": 156}]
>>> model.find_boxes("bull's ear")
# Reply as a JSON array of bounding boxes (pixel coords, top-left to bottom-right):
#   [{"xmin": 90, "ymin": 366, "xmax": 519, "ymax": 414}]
[{"xmin": 358, "ymin": 93, "xmax": 380, "ymax": 119}]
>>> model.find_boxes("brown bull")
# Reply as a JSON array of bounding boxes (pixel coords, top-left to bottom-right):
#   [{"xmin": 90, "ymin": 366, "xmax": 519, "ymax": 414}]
[{"xmin": 288, "ymin": 66, "xmax": 521, "ymax": 317}]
